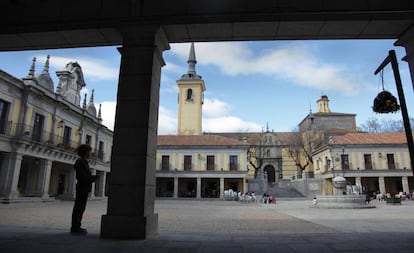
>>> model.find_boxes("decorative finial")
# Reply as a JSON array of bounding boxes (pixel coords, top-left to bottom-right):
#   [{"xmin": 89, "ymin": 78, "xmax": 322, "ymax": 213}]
[
  {"xmin": 27, "ymin": 57, "xmax": 36, "ymax": 77},
  {"xmin": 266, "ymin": 122, "xmax": 269, "ymax": 133},
  {"xmin": 43, "ymin": 55, "xmax": 50, "ymax": 73},
  {"xmin": 98, "ymin": 104, "xmax": 102, "ymax": 121},
  {"xmin": 89, "ymin": 89, "xmax": 95, "ymax": 104},
  {"xmin": 82, "ymin": 93, "xmax": 87, "ymax": 109}
]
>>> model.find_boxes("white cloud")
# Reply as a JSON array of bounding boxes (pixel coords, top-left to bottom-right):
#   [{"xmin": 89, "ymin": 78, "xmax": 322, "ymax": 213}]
[
  {"xmin": 170, "ymin": 42, "xmax": 361, "ymax": 95},
  {"xmin": 158, "ymin": 106, "xmax": 177, "ymax": 134},
  {"xmin": 36, "ymin": 55, "xmax": 119, "ymax": 81},
  {"xmin": 98, "ymin": 101, "xmax": 117, "ymax": 130},
  {"xmin": 91, "ymin": 100, "xmax": 260, "ymax": 134},
  {"xmin": 203, "ymin": 98, "xmax": 231, "ymax": 117},
  {"xmin": 203, "ymin": 116, "xmax": 262, "ymax": 133}
]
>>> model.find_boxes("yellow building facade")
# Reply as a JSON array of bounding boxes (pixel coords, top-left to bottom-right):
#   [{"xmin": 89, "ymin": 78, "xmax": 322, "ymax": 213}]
[
  {"xmin": 312, "ymin": 132, "xmax": 413, "ymax": 196},
  {"xmin": 0, "ymin": 57, "xmax": 112, "ymax": 203},
  {"xmin": 156, "ymin": 135, "xmax": 249, "ymax": 198},
  {"xmin": 155, "ymin": 43, "xmax": 249, "ymax": 198}
]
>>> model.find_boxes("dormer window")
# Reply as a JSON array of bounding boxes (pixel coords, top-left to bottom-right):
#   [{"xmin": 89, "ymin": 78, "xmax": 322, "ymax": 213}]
[{"xmin": 186, "ymin": 88, "xmax": 193, "ymax": 100}]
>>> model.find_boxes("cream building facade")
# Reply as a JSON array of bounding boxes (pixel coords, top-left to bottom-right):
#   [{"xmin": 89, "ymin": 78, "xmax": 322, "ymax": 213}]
[
  {"xmin": 312, "ymin": 132, "xmax": 414, "ymax": 196},
  {"xmin": 155, "ymin": 43, "xmax": 250, "ymax": 198},
  {"xmin": 0, "ymin": 57, "xmax": 112, "ymax": 203}
]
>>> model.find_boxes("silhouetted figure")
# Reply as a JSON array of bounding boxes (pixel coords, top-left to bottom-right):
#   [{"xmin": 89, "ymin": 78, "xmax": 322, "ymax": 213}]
[{"xmin": 71, "ymin": 144, "xmax": 96, "ymax": 235}]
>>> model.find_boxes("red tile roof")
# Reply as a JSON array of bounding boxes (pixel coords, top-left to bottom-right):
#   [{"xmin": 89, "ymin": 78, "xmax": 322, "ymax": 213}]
[
  {"xmin": 157, "ymin": 135, "xmax": 249, "ymax": 146},
  {"xmin": 332, "ymin": 132, "xmax": 413, "ymax": 145}
]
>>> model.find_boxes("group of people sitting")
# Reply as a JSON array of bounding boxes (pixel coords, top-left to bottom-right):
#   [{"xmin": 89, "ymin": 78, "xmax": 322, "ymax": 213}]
[
  {"xmin": 223, "ymin": 189, "xmax": 276, "ymax": 204},
  {"xmin": 375, "ymin": 191, "xmax": 412, "ymax": 201},
  {"xmin": 262, "ymin": 192, "xmax": 276, "ymax": 204}
]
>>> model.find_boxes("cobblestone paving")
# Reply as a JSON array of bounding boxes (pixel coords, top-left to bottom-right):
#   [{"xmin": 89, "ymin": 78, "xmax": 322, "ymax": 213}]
[{"xmin": 0, "ymin": 199, "xmax": 413, "ymax": 252}]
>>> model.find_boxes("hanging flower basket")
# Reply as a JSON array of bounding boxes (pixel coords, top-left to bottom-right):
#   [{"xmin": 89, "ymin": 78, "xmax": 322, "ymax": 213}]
[{"xmin": 372, "ymin": 90, "xmax": 400, "ymax": 113}]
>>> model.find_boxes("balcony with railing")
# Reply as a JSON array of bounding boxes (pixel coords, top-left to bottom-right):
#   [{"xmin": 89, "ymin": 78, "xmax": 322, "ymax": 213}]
[{"xmin": 3, "ymin": 122, "xmax": 78, "ymax": 151}]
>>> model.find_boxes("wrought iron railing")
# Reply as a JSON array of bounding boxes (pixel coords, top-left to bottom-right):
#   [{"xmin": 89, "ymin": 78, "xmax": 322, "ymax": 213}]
[{"xmin": 2, "ymin": 122, "xmax": 79, "ymax": 152}]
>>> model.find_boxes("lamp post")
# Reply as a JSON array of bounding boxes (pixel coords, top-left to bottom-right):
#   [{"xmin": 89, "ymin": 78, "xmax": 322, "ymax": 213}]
[{"xmin": 374, "ymin": 50, "xmax": 414, "ymax": 174}]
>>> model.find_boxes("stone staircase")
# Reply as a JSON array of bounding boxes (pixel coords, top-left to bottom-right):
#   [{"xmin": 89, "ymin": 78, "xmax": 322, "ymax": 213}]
[{"xmin": 265, "ymin": 182, "xmax": 304, "ymax": 198}]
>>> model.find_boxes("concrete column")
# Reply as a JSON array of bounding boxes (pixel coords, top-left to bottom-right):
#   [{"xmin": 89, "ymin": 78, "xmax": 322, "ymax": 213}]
[
  {"xmin": 402, "ymin": 176, "xmax": 410, "ymax": 193},
  {"xmin": 97, "ymin": 171, "xmax": 107, "ymax": 197},
  {"xmin": 395, "ymin": 26, "xmax": 414, "ymax": 90},
  {"xmin": 101, "ymin": 26, "xmax": 170, "ymax": 240},
  {"xmin": 243, "ymin": 179, "xmax": 248, "ymax": 193},
  {"xmin": 378, "ymin": 176, "xmax": 386, "ymax": 193},
  {"xmin": 67, "ymin": 168, "xmax": 76, "ymax": 199},
  {"xmin": 220, "ymin": 178, "xmax": 224, "ymax": 198},
  {"xmin": 196, "ymin": 177, "xmax": 201, "ymax": 199},
  {"xmin": 89, "ymin": 169, "xmax": 96, "ymax": 198},
  {"xmin": 0, "ymin": 153, "xmax": 23, "ymax": 199},
  {"xmin": 355, "ymin": 177, "xmax": 362, "ymax": 187},
  {"xmin": 37, "ymin": 159, "xmax": 52, "ymax": 198},
  {"xmin": 173, "ymin": 177, "xmax": 178, "ymax": 198}
]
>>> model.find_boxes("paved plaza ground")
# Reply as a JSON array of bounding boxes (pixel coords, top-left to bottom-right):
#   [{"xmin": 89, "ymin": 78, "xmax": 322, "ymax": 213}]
[{"xmin": 0, "ymin": 198, "xmax": 413, "ymax": 252}]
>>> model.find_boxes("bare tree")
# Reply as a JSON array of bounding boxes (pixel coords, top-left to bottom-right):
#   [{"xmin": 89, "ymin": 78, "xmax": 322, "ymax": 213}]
[
  {"xmin": 286, "ymin": 129, "xmax": 325, "ymax": 177},
  {"xmin": 246, "ymin": 133, "xmax": 265, "ymax": 179},
  {"xmin": 358, "ymin": 117, "xmax": 414, "ymax": 133}
]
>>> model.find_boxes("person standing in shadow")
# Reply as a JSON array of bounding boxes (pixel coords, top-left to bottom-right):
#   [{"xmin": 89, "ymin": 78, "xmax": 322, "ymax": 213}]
[{"xmin": 70, "ymin": 144, "xmax": 96, "ymax": 235}]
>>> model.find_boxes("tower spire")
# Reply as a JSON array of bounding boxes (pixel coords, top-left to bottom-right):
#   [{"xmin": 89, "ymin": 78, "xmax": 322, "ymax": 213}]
[
  {"xmin": 180, "ymin": 42, "xmax": 201, "ymax": 80},
  {"xmin": 82, "ymin": 93, "xmax": 87, "ymax": 109},
  {"xmin": 89, "ymin": 89, "xmax": 95, "ymax": 104},
  {"xmin": 42, "ymin": 55, "xmax": 50, "ymax": 73},
  {"xmin": 188, "ymin": 42, "xmax": 197, "ymax": 75},
  {"xmin": 27, "ymin": 57, "xmax": 36, "ymax": 78},
  {"xmin": 98, "ymin": 104, "xmax": 102, "ymax": 122}
]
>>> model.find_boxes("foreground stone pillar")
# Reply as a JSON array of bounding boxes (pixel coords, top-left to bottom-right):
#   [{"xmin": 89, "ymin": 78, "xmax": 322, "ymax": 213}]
[
  {"xmin": 101, "ymin": 26, "xmax": 169, "ymax": 239},
  {"xmin": 0, "ymin": 153, "xmax": 23, "ymax": 199},
  {"xmin": 395, "ymin": 26, "xmax": 414, "ymax": 90}
]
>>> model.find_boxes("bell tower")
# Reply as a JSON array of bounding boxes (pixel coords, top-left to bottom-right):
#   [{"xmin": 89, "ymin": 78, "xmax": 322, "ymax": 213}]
[
  {"xmin": 177, "ymin": 43, "xmax": 206, "ymax": 135},
  {"xmin": 317, "ymin": 95, "xmax": 331, "ymax": 113}
]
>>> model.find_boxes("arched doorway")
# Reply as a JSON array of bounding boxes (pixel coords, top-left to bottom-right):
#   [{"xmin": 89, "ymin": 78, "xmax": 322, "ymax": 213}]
[{"xmin": 264, "ymin": 165, "xmax": 276, "ymax": 183}]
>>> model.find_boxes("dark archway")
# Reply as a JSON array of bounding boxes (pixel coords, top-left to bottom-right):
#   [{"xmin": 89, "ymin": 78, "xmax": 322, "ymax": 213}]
[{"xmin": 264, "ymin": 165, "xmax": 276, "ymax": 183}]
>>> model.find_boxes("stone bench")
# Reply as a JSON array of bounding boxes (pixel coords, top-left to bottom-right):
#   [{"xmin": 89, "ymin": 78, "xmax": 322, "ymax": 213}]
[{"xmin": 386, "ymin": 197, "xmax": 401, "ymax": 205}]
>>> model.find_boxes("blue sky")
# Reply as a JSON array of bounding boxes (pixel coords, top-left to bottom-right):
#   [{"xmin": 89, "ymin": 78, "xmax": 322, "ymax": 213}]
[{"xmin": 0, "ymin": 40, "xmax": 413, "ymax": 134}]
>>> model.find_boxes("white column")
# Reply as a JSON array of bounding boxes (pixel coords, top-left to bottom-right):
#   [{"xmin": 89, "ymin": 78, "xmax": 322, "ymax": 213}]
[
  {"xmin": 0, "ymin": 153, "xmax": 23, "ymax": 199},
  {"xmin": 173, "ymin": 177, "xmax": 178, "ymax": 198},
  {"xmin": 355, "ymin": 177, "xmax": 362, "ymax": 187},
  {"xmin": 97, "ymin": 171, "xmax": 107, "ymax": 197},
  {"xmin": 89, "ymin": 169, "xmax": 96, "ymax": 198},
  {"xmin": 402, "ymin": 176, "xmax": 410, "ymax": 193},
  {"xmin": 378, "ymin": 177, "xmax": 386, "ymax": 193},
  {"xmin": 243, "ymin": 178, "xmax": 248, "ymax": 193},
  {"xmin": 220, "ymin": 178, "xmax": 224, "ymax": 199},
  {"xmin": 67, "ymin": 168, "xmax": 76, "ymax": 198},
  {"xmin": 37, "ymin": 160, "xmax": 52, "ymax": 198},
  {"xmin": 101, "ymin": 26, "xmax": 169, "ymax": 240},
  {"xmin": 196, "ymin": 177, "xmax": 201, "ymax": 199}
]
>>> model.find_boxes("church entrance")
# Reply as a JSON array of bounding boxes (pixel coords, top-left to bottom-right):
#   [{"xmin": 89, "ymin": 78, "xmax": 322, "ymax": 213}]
[{"xmin": 264, "ymin": 165, "xmax": 276, "ymax": 183}]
